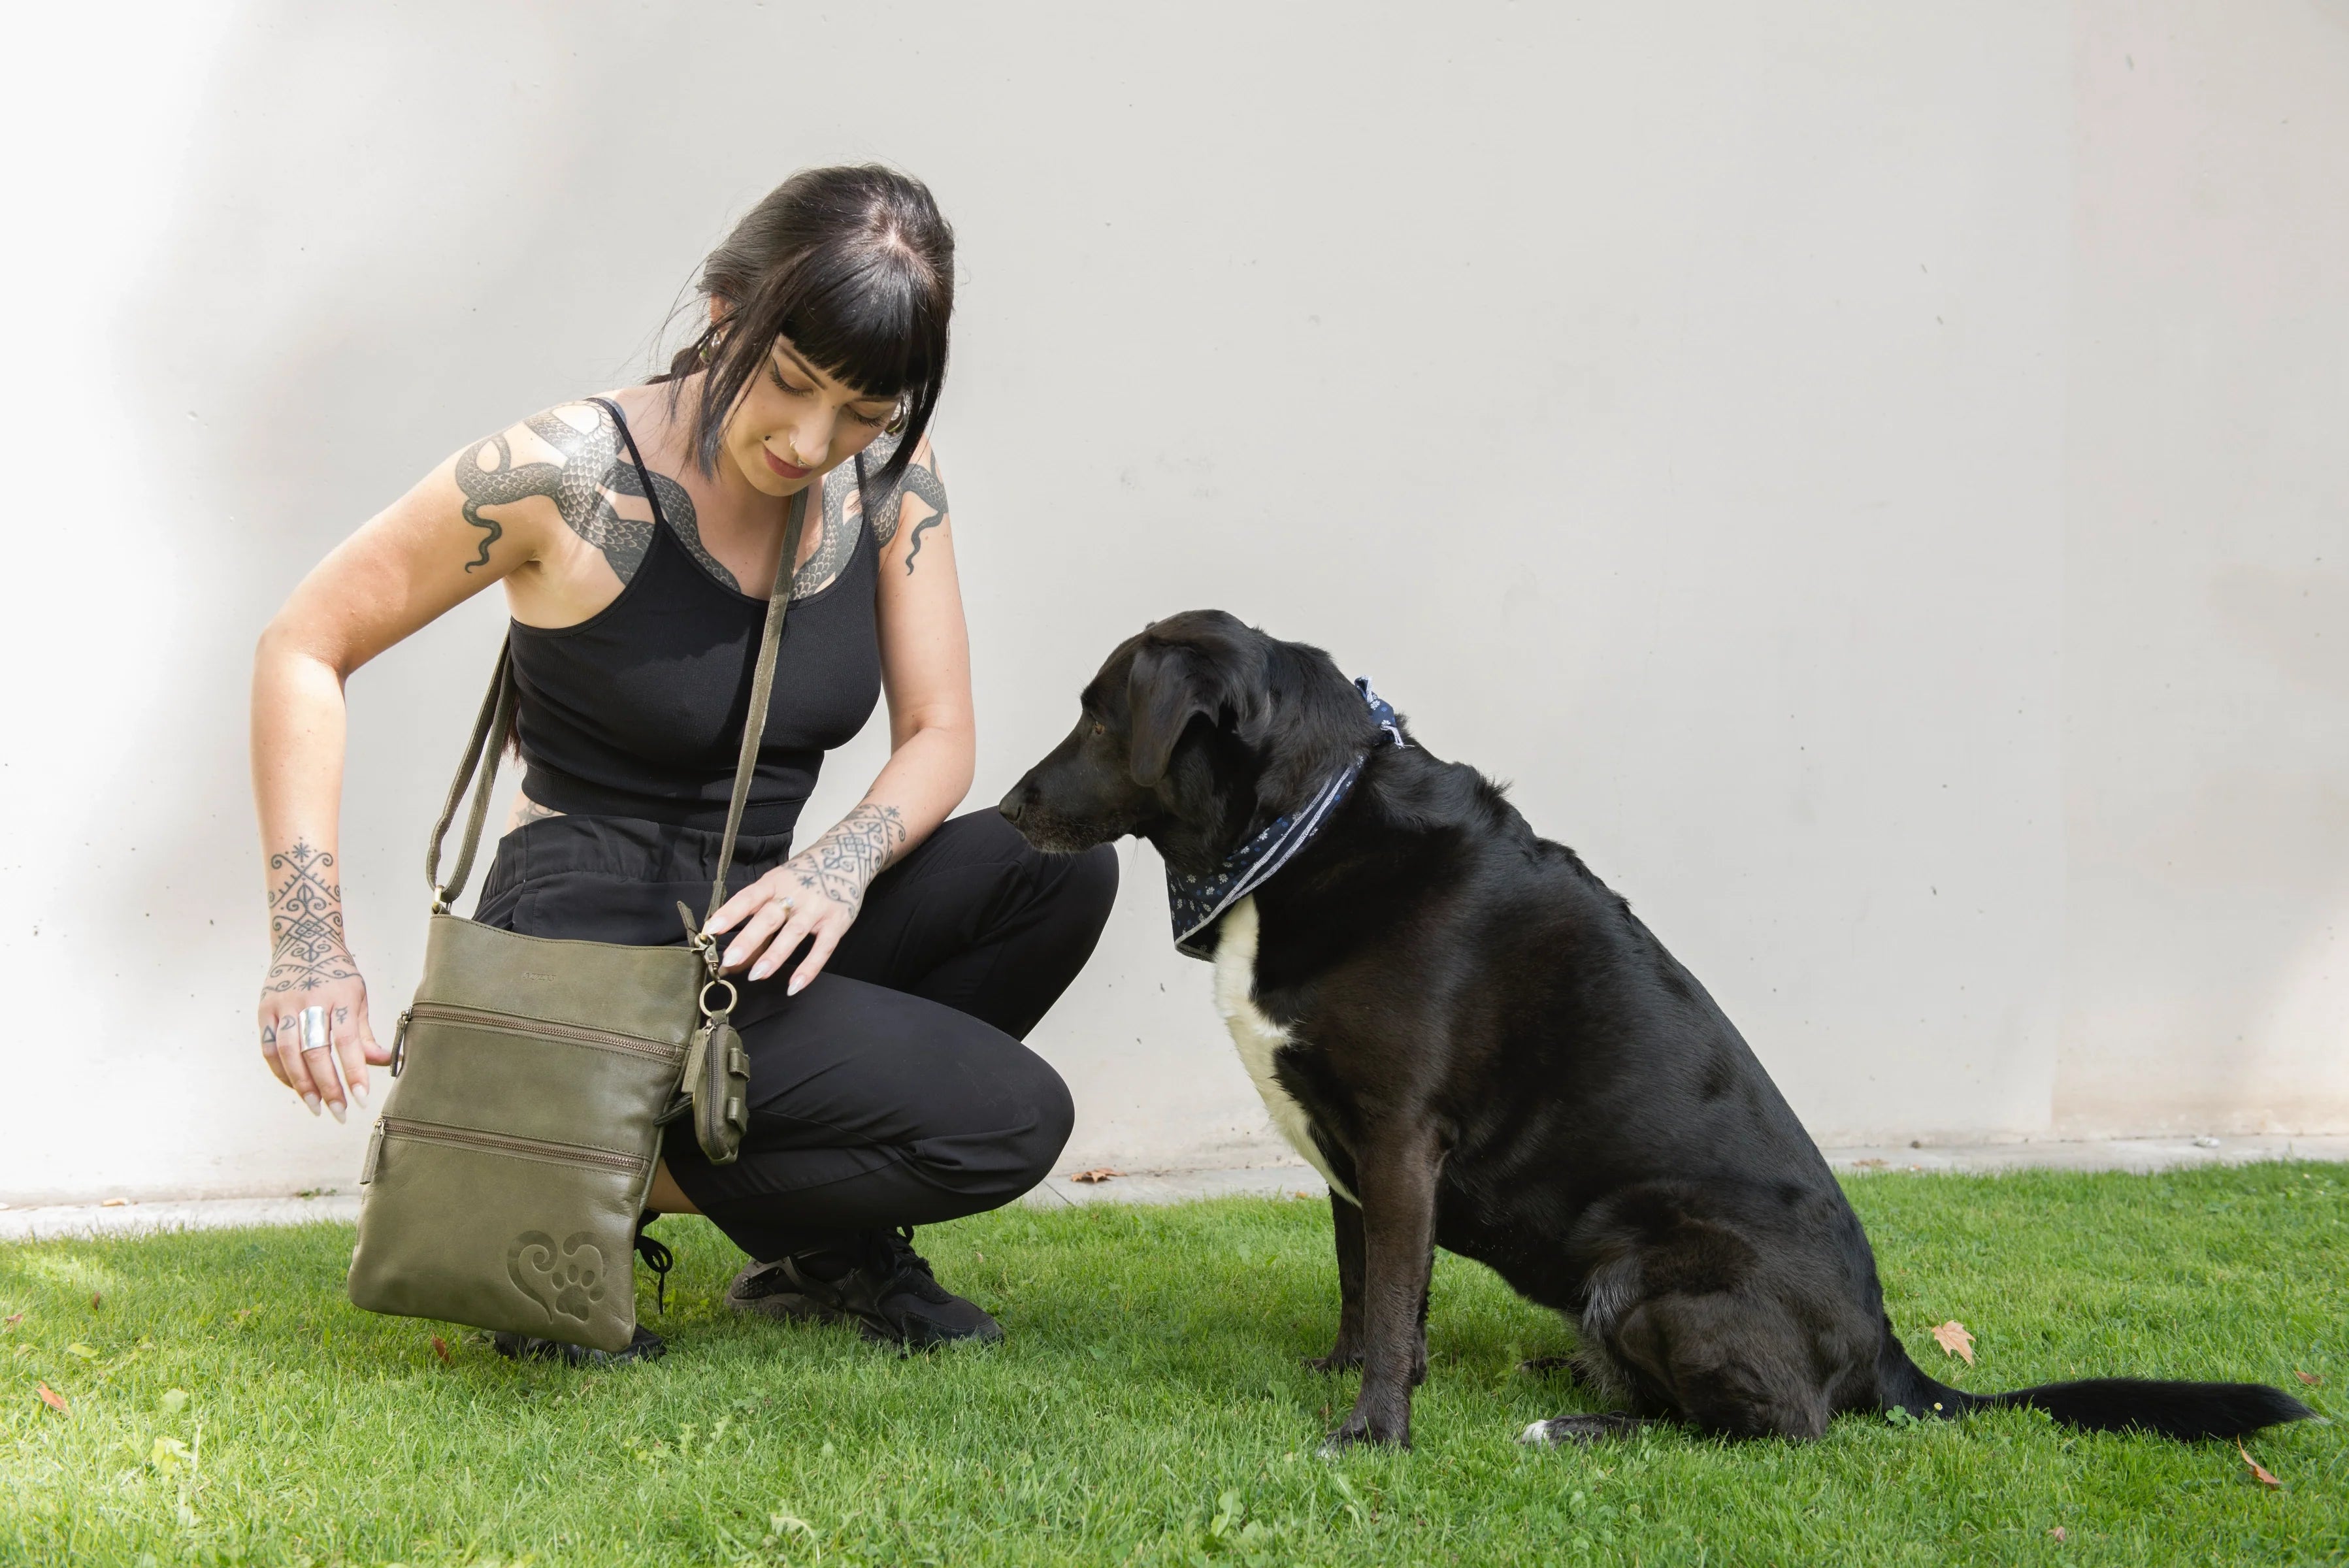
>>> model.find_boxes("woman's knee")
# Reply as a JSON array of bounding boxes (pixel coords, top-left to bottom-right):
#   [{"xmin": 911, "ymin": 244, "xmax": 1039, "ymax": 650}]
[
  {"xmin": 1011, "ymin": 1049, "xmax": 1077, "ymax": 1184},
  {"xmin": 1066, "ymin": 842, "xmax": 1119, "ymax": 927}
]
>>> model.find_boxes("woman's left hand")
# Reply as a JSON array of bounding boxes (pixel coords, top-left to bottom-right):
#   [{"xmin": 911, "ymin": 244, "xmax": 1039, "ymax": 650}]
[
  {"xmin": 707, "ymin": 853, "xmax": 862, "ymax": 994},
  {"xmin": 706, "ymin": 804, "xmax": 908, "ymax": 994}
]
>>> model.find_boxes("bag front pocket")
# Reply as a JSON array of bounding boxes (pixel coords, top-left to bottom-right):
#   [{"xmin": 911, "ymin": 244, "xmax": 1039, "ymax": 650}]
[
  {"xmin": 349, "ymin": 1115, "xmax": 653, "ymax": 1354},
  {"xmin": 398, "ymin": 1003, "xmax": 683, "ymax": 1069},
  {"xmin": 386, "ymin": 1002, "xmax": 685, "ymax": 1152}
]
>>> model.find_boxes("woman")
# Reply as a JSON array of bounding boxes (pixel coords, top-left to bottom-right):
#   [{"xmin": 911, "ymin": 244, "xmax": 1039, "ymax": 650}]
[{"xmin": 251, "ymin": 165, "xmax": 1117, "ymax": 1362}]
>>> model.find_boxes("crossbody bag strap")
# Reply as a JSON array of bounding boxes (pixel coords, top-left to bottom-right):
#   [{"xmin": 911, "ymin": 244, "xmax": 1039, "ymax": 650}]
[
  {"xmin": 424, "ymin": 636, "xmax": 517, "ymax": 911},
  {"xmin": 702, "ymin": 493, "xmax": 806, "ymax": 931}
]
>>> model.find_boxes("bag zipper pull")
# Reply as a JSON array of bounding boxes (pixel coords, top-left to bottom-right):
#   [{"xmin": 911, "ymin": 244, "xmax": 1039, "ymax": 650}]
[{"xmin": 390, "ymin": 1007, "xmax": 413, "ymax": 1077}]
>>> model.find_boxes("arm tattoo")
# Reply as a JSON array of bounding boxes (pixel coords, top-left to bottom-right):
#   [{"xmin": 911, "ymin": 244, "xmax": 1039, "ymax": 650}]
[
  {"xmin": 857, "ymin": 434, "xmax": 951, "ymax": 575},
  {"xmin": 790, "ymin": 804, "xmax": 908, "ymax": 910},
  {"xmin": 264, "ymin": 840, "xmax": 357, "ymax": 994},
  {"xmin": 452, "ymin": 403, "xmax": 736, "ymax": 591}
]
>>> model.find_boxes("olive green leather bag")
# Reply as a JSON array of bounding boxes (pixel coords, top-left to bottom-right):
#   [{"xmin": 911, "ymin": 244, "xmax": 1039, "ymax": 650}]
[{"xmin": 348, "ymin": 477, "xmax": 806, "ymax": 1354}]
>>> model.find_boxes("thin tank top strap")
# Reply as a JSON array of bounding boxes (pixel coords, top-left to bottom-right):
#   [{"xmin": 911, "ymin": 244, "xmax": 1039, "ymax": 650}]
[{"xmin": 587, "ymin": 396, "xmax": 672, "ymax": 537}]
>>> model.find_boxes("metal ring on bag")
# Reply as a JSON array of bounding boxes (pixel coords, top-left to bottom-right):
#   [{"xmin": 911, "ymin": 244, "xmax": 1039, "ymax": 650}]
[{"xmin": 698, "ymin": 978, "xmax": 738, "ymax": 1019}]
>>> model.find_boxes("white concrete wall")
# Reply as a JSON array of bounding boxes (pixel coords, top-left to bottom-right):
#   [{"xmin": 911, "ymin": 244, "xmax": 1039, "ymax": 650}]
[{"xmin": 1, "ymin": 1, "xmax": 2341, "ymax": 1204}]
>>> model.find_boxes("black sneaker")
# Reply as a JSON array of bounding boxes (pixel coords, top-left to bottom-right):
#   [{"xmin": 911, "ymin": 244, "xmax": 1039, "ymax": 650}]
[{"xmin": 725, "ymin": 1226, "xmax": 1003, "ymax": 1348}]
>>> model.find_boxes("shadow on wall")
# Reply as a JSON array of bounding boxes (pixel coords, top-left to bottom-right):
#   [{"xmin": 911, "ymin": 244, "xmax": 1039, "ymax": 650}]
[{"xmin": 118, "ymin": 2, "xmax": 778, "ymax": 1037}]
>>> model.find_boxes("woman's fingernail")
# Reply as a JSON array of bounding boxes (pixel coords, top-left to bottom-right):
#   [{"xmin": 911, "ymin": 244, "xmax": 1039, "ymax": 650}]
[
  {"xmin": 304, "ymin": 1093, "xmax": 322, "ymax": 1117},
  {"xmin": 749, "ymin": 960, "xmax": 772, "ymax": 981},
  {"xmin": 723, "ymin": 947, "xmax": 744, "ymax": 969},
  {"xmin": 787, "ymin": 977, "xmax": 806, "ymax": 996},
  {"xmin": 327, "ymin": 1100, "xmax": 348, "ymax": 1124},
  {"xmin": 351, "ymin": 1083, "xmax": 370, "ymax": 1109}
]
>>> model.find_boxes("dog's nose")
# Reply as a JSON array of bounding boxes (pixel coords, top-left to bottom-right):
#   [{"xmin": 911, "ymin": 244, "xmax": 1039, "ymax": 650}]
[{"xmin": 997, "ymin": 783, "xmax": 1027, "ymax": 823}]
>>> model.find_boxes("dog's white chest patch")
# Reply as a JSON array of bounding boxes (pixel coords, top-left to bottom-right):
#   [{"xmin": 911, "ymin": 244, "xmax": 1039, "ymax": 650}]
[{"xmin": 1212, "ymin": 897, "xmax": 1356, "ymax": 1203}]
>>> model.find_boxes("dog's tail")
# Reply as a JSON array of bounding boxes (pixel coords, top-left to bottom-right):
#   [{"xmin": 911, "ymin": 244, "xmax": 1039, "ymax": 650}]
[{"xmin": 1883, "ymin": 1345, "xmax": 2314, "ymax": 1441}]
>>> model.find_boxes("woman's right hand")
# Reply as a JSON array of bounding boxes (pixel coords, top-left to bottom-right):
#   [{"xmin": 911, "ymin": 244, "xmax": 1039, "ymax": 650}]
[{"xmin": 256, "ymin": 943, "xmax": 384, "ymax": 1122}]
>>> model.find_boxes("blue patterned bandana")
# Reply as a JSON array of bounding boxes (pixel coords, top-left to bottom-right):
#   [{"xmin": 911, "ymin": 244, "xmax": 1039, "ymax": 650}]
[{"xmin": 1168, "ymin": 678, "xmax": 1407, "ymax": 960}]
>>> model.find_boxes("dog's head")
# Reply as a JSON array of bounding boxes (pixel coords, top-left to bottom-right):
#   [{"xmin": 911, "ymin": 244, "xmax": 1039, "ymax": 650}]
[{"xmin": 1000, "ymin": 610, "xmax": 1375, "ymax": 872}]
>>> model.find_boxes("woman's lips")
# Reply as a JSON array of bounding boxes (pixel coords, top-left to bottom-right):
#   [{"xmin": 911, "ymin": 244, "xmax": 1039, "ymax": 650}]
[{"xmin": 763, "ymin": 447, "xmax": 811, "ymax": 480}]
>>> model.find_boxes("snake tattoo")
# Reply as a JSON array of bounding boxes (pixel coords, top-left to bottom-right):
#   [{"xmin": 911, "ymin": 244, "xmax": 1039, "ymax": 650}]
[
  {"xmin": 453, "ymin": 404, "xmax": 734, "ymax": 588},
  {"xmin": 855, "ymin": 431, "xmax": 953, "ymax": 574},
  {"xmin": 454, "ymin": 404, "xmax": 949, "ymax": 591}
]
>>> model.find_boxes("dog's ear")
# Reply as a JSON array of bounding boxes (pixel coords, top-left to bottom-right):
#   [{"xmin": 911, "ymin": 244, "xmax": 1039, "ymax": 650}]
[
  {"xmin": 1126, "ymin": 640, "xmax": 1217, "ymax": 787},
  {"xmin": 1126, "ymin": 618, "xmax": 1272, "ymax": 787}
]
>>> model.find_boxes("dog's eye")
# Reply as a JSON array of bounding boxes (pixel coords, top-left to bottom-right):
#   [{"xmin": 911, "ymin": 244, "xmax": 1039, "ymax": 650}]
[{"xmin": 1091, "ymin": 722, "xmax": 1106, "ymax": 737}]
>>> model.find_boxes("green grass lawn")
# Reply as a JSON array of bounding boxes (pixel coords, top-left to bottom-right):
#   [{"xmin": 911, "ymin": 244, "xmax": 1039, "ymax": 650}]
[{"xmin": 3, "ymin": 1162, "xmax": 2344, "ymax": 1567}]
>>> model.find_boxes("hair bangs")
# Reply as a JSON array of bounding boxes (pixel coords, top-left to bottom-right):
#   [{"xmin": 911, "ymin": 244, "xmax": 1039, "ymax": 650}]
[{"xmin": 783, "ymin": 250, "xmax": 937, "ymax": 402}]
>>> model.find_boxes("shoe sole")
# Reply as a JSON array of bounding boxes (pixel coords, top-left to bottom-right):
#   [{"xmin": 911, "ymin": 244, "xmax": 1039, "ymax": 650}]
[{"xmin": 727, "ymin": 1283, "xmax": 1000, "ymax": 1350}]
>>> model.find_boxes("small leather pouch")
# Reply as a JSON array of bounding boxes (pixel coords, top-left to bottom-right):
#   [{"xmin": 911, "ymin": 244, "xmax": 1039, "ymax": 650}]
[{"xmin": 681, "ymin": 1017, "xmax": 751, "ymax": 1165}]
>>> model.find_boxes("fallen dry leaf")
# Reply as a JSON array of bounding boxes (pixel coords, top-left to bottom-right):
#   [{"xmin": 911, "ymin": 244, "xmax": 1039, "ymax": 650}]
[
  {"xmin": 37, "ymin": 1382, "xmax": 67, "ymax": 1416},
  {"xmin": 90, "ymin": 1293, "xmax": 102, "ymax": 1309},
  {"xmin": 1929, "ymin": 1320, "xmax": 1975, "ymax": 1365},
  {"xmin": 431, "ymin": 1335, "xmax": 452, "ymax": 1364},
  {"xmin": 99, "ymin": 1198, "xmax": 127, "ymax": 1209},
  {"xmin": 2046, "ymin": 1526, "xmax": 2066, "ymax": 1543},
  {"xmin": 3, "ymin": 1313, "xmax": 23, "ymax": 1328},
  {"xmin": 2294, "ymin": 1369, "xmax": 2320, "ymax": 1386},
  {"xmin": 1851, "ymin": 1158, "xmax": 1888, "ymax": 1169},
  {"xmin": 2238, "ymin": 1443, "xmax": 2280, "ymax": 1489},
  {"xmin": 1068, "ymin": 1168, "xmax": 1126, "ymax": 1184}
]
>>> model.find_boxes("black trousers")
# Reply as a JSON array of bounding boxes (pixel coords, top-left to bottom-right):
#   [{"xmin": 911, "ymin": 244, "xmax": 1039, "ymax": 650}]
[{"xmin": 476, "ymin": 810, "xmax": 1117, "ymax": 1260}]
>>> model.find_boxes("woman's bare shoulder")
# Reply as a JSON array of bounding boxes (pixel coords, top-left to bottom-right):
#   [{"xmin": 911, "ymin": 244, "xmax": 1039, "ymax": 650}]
[{"xmin": 449, "ymin": 397, "xmax": 655, "ymax": 582}]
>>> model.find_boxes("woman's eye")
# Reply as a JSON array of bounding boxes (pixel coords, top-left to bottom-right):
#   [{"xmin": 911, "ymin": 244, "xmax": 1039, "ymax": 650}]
[
  {"xmin": 769, "ymin": 370, "xmax": 813, "ymax": 397},
  {"xmin": 850, "ymin": 407, "xmax": 889, "ymax": 429}
]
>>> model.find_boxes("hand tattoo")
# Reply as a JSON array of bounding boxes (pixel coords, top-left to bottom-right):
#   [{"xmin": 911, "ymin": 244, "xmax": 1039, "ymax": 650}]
[
  {"xmin": 790, "ymin": 804, "xmax": 908, "ymax": 911},
  {"xmin": 452, "ymin": 402, "xmax": 735, "ymax": 589},
  {"xmin": 265, "ymin": 840, "xmax": 357, "ymax": 994}
]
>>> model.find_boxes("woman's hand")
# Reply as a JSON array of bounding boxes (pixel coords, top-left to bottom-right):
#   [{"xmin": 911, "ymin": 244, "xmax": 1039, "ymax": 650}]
[
  {"xmin": 255, "ymin": 841, "xmax": 387, "ymax": 1120},
  {"xmin": 706, "ymin": 803, "xmax": 909, "ymax": 995},
  {"xmin": 255, "ymin": 939, "xmax": 382, "ymax": 1122}
]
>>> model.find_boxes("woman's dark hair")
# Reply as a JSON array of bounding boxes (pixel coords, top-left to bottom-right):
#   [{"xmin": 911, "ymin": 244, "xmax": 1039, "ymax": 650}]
[{"xmin": 655, "ymin": 165, "xmax": 953, "ymax": 493}]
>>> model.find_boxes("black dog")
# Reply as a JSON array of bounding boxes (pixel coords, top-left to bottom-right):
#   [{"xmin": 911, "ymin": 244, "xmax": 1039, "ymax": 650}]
[{"xmin": 1001, "ymin": 610, "xmax": 2314, "ymax": 1451}]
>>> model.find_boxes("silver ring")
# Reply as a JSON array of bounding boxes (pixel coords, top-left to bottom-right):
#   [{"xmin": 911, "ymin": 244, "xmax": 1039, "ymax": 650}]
[{"xmin": 300, "ymin": 1005, "xmax": 330, "ymax": 1054}]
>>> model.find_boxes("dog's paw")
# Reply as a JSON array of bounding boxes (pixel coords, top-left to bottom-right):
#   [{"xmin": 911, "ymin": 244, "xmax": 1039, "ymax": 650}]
[
  {"xmin": 1519, "ymin": 1413, "xmax": 1644, "ymax": 1446},
  {"xmin": 1319, "ymin": 1425, "xmax": 1409, "ymax": 1457},
  {"xmin": 1304, "ymin": 1343, "xmax": 1362, "ymax": 1373},
  {"xmin": 1321, "ymin": 1405, "xmax": 1411, "ymax": 1454}
]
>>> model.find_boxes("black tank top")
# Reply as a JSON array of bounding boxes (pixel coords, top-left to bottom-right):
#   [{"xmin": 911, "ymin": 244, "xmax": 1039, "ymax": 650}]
[{"xmin": 508, "ymin": 402, "xmax": 882, "ymax": 841}]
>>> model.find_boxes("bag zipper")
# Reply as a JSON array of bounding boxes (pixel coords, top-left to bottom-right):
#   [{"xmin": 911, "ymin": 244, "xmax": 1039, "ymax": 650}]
[
  {"xmin": 402, "ymin": 1002, "xmax": 682, "ymax": 1064},
  {"xmin": 377, "ymin": 1115, "xmax": 646, "ymax": 1173}
]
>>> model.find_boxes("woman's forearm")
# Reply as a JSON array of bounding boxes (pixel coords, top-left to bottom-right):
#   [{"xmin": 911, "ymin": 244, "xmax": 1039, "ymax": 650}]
[
  {"xmin": 251, "ymin": 623, "xmax": 358, "ymax": 993},
  {"xmin": 791, "ymin": 719, "xmax": 974, "ymax": 907}
]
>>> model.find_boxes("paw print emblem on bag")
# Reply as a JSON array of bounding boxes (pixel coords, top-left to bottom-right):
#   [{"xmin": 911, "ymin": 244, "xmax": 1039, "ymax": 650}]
[{"xmin": 506, "ymin": 1230, "xmax": 608, "ymax": 1322}]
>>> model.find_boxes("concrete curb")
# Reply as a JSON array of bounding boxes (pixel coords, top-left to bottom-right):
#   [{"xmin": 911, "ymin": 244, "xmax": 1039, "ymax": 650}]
[{"xmin": 5, "ymin": 1134, "xmax": 2343, "ymax": 1243}]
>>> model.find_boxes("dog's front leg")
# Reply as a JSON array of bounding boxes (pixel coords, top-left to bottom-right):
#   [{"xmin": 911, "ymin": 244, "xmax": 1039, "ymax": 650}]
[
  {"xmin": 1307, "ymin": 1192, "xmax": 1366, "ymax": 1371},
  {"xmin": 1322, "ymin": 1128, "xmax": 1441, "ymax": 1451},
  {"xmin": 1311, "ymin": 1194, "xmax": 1432, "ymax": 1381}
]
